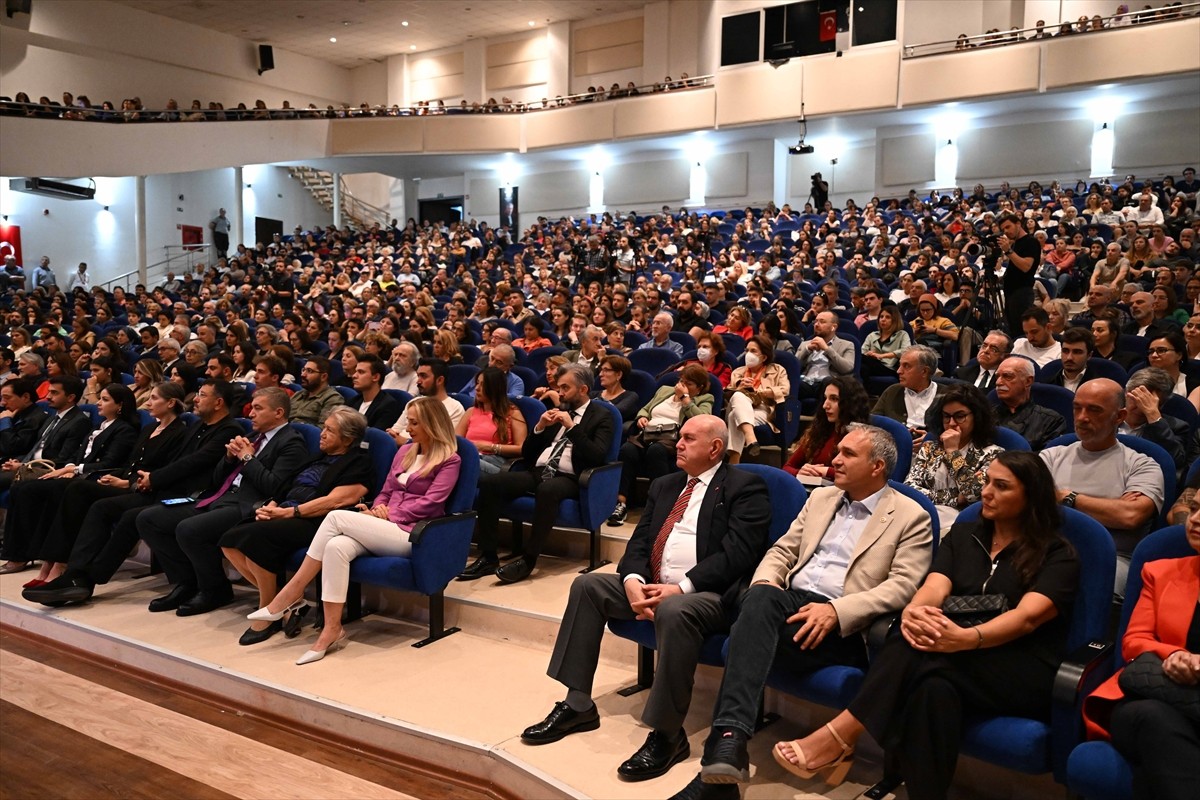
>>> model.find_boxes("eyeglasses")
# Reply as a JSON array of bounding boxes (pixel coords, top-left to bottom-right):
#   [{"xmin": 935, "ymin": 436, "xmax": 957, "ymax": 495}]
[
  {"xmin": 978, "ymin": 343, "xmax": 1005, "ymax": 353},
  {"xmin": 1147, "ymin": 347, "xmax": 1178, "ymax": 356},
  {"xmin": 941, "ymin": 411, "xmax": 973, "ymax": 423}
]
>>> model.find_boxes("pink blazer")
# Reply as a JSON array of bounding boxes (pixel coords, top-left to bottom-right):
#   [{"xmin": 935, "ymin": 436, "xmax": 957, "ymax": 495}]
[{"xmin": 373, "ymin": 443, "xmax": 461, "ymax": 530}]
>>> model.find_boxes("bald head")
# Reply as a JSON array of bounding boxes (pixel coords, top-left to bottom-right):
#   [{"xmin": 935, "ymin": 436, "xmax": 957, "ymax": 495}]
[
  {"xmin": 676, "ymin": 415, "xmax": 728, "ymax": 475},
  {"xmin": 1073, "ymin": 378, "xmax": 1125, "ymax": 450}
]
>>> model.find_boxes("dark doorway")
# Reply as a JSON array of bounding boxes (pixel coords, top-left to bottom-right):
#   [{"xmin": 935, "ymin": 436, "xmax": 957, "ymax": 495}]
[
  {"xmin": 254, "ymin": 216, "xmax": 283, "ymax": 249},
  {"xmin": 418, "ymin": 197, "xmax": 463, "ymax": 227}
]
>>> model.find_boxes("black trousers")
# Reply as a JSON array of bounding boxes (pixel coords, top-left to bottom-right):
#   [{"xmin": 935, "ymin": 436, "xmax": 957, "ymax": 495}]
[
  {"xmin": 846, "ymin": 635, "xmax": 1055, "ymax": 800},
  {"xmin": 861, "ymin": 358, "xmax": 899, "ymax": 381},
  {"xmin": 1004, "ymin": 286, "xmax": 1035, "ymax": 335},
  {"xmin": 66, "ymin": 489, "xmax": 157, "ymax": 585},
  {"xmin": 213, "ymin": 231, "xmax": 229, "ymax": 259},
  {"xmin": 137, "ymin": 497, "xmax": 247, "ymax": 594},
  {"xmin": 711, "ymin": 584, "xmax": 867, "ymax": 737},
  {"xmin": 1111, "ymin": 698, "xmax": 1200, "ymax": 800},
  {"xmin": 475, "ymin": 467, "xmax": 578, "ymax": 563},
  {"xmin": 617, "ymin": 440, "xmax": 676, "ymax": 500},
  {"xmin": 1, "ymin": 476, "xmax": 75, "ymax": 561}
]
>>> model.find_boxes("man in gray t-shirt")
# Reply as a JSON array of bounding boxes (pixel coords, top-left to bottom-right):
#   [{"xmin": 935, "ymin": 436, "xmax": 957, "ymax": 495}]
[{"xmin": 1040, "ymin": 379, "xmax": 1164, "ymax": 595}]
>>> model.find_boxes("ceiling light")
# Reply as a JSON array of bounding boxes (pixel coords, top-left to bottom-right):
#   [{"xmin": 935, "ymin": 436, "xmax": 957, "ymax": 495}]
[
  {"xmin": 528, "ymin": 20, "xmax": 535, "ymax": 26},
  {"xmin": 329, "ymin": 37, "xmax": 337, "ymax": 42},
  {"xmin": 410, "ymin": 45, "xmax": 417, "ymax": 50},
  {"xmin": 402, "ymin": 20, "xmax": 409, "ymax": 26}
]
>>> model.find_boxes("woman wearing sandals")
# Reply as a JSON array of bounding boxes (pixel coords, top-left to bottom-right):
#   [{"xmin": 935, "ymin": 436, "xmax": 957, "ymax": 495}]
[
  {"xmin": 247, "ymin": 397, "xmax": 461, "ymax": 665},
  {"xmin": 772, "ymin": 452, "xmax": 1078, "ymax": 798}
]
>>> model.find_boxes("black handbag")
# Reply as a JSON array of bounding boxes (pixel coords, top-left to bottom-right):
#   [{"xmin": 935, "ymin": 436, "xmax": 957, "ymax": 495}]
[
  {"xmin": 1118, "ymin": 652, "xmax": 1200, "ymax": 721},
  {"xmin": 942, "ymin": 594, "xmax": 1009, "ymax": 628},
  {"xmin": 638, "ymin": 422, "xmax": 680, "ymax": 447}
]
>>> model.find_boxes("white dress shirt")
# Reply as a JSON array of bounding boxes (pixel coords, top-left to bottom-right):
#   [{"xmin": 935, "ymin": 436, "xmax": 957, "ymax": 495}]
[
  {"xmin": 231, "ymin": 422, "xmax": 284, "ymax": 489},
  {"xmin": 904, "ymin": 383, "xmax": 939, "ymax": 429},
  {"xmin": 790, "ymin": 485, "xmax": 887, "ymax": 599},
  {"xmin": 624, "ymin": 462, "xmax": 722, "ymax": 594},
  {"xmin": 535, "ymin": 399, "xmax": 590, "ymax": 476}
]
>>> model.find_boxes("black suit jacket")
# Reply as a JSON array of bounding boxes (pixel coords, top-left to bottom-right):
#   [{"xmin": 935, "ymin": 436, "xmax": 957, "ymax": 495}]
[
  {"xmin": 356, "ymin": 390, "xmax": 403, "ymax": 431},
  {"xmin": 1037, "ymin": 363, "xmax": 1091, "ymax": 390},
  {"xmin": 1122, "ymin": 319, "xmax": 1179, "ymax": 339},
  {"xmin": 955, "ymin": 361, "xmax": 999, "ymax": 391},
  {"xmin": 199, "ymin": 424, "xmax": 309, "ymax": 514},
  {"xmin": 146, "ymin": 415, "xmax": 244, "ymax": 498},
  {"xmin": 67, "ymin": 418, "xmax": 139, "ymax": 475},
  {"xmin": 521, "ymin": 400, "xmax": 615, "ymax": 476},
  {"xmin": 618, "ymin": 465, "xmax": 771, "ymax": 607},
  {"xmin": 0, "ymin": 405, "xmax": 48, "ymax": 460},
  {"xmin": 32, "ymin": 406, "xmax": 94, "ymax": 466},
  {"xmin": 1096, "ymin": 348, "xmax": 1144, "ymax": 373}
]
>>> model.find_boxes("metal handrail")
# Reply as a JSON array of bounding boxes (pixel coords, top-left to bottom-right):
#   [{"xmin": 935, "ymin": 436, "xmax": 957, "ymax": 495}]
[
  {"xmin": 904, "ymin": 2, "xmax": 1198, "ymax": 58},
  {"xmin": 99, "ymin": 244, "xmax": 210, "ymax": 293}
]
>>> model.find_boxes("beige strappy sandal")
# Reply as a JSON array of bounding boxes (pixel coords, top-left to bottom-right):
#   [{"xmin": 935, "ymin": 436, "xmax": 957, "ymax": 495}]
[{"xmin": 772, "ymin": 722, "xmax": 855, "ymax": 786}]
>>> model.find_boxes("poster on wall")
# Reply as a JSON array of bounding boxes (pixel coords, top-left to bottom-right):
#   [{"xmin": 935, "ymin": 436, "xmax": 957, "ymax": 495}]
[
  {"xmin": 0, "ymin": 223, "xmax": 22, "ymax": 265},
  {"xmin": 499, "ymin": 187, "xmax": 519, "ymax": 232}
]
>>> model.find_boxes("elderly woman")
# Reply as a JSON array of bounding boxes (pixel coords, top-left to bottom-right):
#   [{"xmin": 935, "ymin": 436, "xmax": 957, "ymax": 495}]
[
  {"xmin": 531, "ymin": 354, "xmax": 571, "ymax": 407},
  {"xmin": 607, "ymin": 364, "xmax": 714, "ymax": 526},
  {"xmin": 1083, "ymin": 495, "xmax": 1199, "ymax": 800},
  {"xmin": 713, "ymin": 306, "xmax": 754, "ymax": 341},
  {"xmin": 182, "ymin": 339, "xmax": 208, "ymax": 370},
  {"xmin": 248, "ymin": 397, "xmax": 461, "ymax": 664},
  {"xmin": 220, "ymin": 408, "xmax": 375, "ymax": 646},
  {"xmin": 17, "ymin": 352, "xmax": 49, "ymax": 399},
  {"xmin": 726, "ymin": 335, "xmax": 790, "ymax": 464},
  {"xmin": 457, "ymin": 367, "xmax": 528, "ymax": 475},
  {"xmin": 131, "ymin": 358, "xmax": 164, "ymax": 409},
  {"xmin": 907, "ymin": 384, "xmax": 1004, "ymax": 530},
  {"xmin": 783, "ymin": 376, "xmax": 871, "ymax": 480},
  {"xmin": 681, "ymin": 330, "xmax": 732, "ymax": 387},
  {"xmin": 605, "ymin": 321, "xmax": 632, "ymax": 355},
  {"xmin": 773, "ymin": 452, "xmax": 1078, "ymax": 798},
  {"xmin": 595, "ymin": 355, "xmax": 640, "ymax": 421}
]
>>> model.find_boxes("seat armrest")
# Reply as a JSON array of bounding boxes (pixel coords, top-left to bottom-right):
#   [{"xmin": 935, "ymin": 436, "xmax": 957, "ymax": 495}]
[
  {"xmin": 409, "ymin": 510, "xmax": 477, "ymax": 546},
  {"xmin": 866, "ymin": 613, "xmax": 899, "ymax": 651},
  {"xmin": 578, "ymin": 461, "xmax": 622, "ymax": 490},
  {"xmin": 501, "ymin": 458, "xmax": 532, "ymax": 473},
  {"xmin": 1052, "ymin": 640, "xmax": 1114, "ymax": 707}
]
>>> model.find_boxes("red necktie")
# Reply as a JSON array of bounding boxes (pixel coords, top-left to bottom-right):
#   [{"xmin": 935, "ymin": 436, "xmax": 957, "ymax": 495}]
[
  {"xmin": 197, "ymin": 435, "xmax": 264, "ymax": 508},
  {"xmin": 649, "ymin": 477, "xmax": 700, "ymax": 583}
]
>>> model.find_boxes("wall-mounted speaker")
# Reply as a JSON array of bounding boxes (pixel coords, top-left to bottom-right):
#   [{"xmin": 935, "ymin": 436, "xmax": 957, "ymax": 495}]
[{"xmin": 257, "ymin": 44, "xmax": 275, "ymax": 75}]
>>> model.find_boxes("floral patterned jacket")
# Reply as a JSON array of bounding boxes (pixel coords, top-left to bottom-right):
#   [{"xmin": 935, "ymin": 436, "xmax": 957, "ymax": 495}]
[{"xmin": 906, "ymin": 441, "xmax": 1003, "ymax": 508}]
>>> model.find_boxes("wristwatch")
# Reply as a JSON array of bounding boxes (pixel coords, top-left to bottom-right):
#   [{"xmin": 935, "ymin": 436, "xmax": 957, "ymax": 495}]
[
  {"xmin": 241, "ymin": 452, "xmax": 254, "ymax": 464},
  {"xmin": 1062, "ymin": 491, "xmax": 1078, "ymax": 508}
]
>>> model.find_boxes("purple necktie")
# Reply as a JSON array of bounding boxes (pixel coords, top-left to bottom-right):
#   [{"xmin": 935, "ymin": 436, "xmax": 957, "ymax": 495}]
[{"xmin": 197, "ymin": 435, "xmax": 264, "ymax": 508}]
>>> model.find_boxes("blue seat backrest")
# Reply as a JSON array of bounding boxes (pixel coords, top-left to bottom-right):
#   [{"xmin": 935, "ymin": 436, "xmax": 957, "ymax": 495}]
[
  {"xmin": 1084, "ymin": 357, "xmax": 1128, "ymax": 383},
  {"xmin": 362, "ymin": 427, "xmax": 399, "ymax": 497},
  {"xmin": 625, "ymin": 370, "xmax": 658, "ymax": 411},
  {"xmin": 1043, "ymin": 434, "xmax": 1176, "ymax": 525},
  {"xmin": 446, "ymin": 363, "xmax": 480, "ymax": 394},
  {"xmin": 993, "ymin": 426, "xmax": 1031, "ymax": 451},
  {"xmin": 733, "ymin": 464, "xmax": 807, "ymax": 544},
  {"xmin": 1162, "ymin": 393, "xmax": 1198, "ymax": 429},
  {"xmin": 871, "ymin": 414, "xmax": 914, "ymax": 482},
  {"xmin": 333, "ymin": 385, "xmax": 357, "ymax": 403},
  {"xmin": 291, "ymin": 422, "xmax": 322, "ymax": 454},
  {"xmin": 449, "ymin": 436, "xmax": 480, "ymax": 514},
  {"xmin": 889, "ymin": 480, "xmax": 940, "ymax": 554},
  {"xmin": 138, "ymin": 409, "xmax": 155, "ymax": 428},
  {"xmin": 511, "ymin": 365, "xmax": 539, "ymax": 393},
  {"xmin": 382, "ymin": 389, "xmax": 412, "ymax": 411},
  {"xmin": 1117, "ymin": 526, "xmax": 1190, "ymax": 660},
  {"xmin": 512, "ymin": 395, "xmax": 546, "ymax": 432}
]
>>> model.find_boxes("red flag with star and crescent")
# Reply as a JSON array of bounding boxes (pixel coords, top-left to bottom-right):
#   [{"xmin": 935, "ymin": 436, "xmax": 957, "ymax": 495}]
[
  {"xmin": 819, "ymin": 10, "xmax": 837, "ymax": 42},
  {"xmin": 0, "ymin": 224, "xmax": 21, "ymax": 265}
]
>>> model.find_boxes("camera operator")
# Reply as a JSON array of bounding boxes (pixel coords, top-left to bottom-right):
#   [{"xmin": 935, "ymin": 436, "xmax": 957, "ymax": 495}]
[
  {"xmin": 996, "ymin": 211, "xmax": 1041, "ymax": 334},
  {"xmin": 809, "ymin": 172, "xmax": 830, "ymax": 210},
  {"xmin": 578, "ymin": 234, "xmax": 610, "ymax": 287}
]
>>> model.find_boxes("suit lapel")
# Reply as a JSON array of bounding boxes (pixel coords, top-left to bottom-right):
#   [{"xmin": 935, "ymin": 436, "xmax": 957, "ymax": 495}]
[
  {"xmin": 848, "ymin": 486, "xmax": 897, "ymax": 566},
  {"xmin": 799, "ymin": 488, "xmax": 845, "ymax": 566},
  {"xmin": 695, "ymin": 464, "xmax": 727, "ymax": 558}
]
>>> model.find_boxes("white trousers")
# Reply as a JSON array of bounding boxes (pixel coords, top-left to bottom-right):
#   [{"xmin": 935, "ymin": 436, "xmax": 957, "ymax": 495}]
[
  {"xmin": 725, "ymin": 392, "xmax": 770, "ymax": 454},
  {"xmin": 306, "ymin": 509, "xmax": 413, "ymax": 603}
]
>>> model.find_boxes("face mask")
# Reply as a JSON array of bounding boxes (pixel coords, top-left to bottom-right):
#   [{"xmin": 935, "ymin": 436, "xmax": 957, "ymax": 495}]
[
  {"xmin": 696, "ymin": 347, "xmax": 712, "ymax": 362},
  {"xmin": 744, "ymin": 352, "xmax": 762, "ymax": 369}
]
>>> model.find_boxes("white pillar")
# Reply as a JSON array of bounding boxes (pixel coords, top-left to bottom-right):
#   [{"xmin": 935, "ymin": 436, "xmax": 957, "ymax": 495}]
[
  {"xmin": 546, "ymin": 22, "xmax": 571, "ymax": 98},
  {"xmin": 332, "ymin": 172, "xmax": 343, "ymax": 229},
  {"xmin": 134, "ymin": 175, "xmax": 147, "ymax": 285},
  {"xmin": 233, "ymin": 166, "xmax": 244, "ymax": 250}
]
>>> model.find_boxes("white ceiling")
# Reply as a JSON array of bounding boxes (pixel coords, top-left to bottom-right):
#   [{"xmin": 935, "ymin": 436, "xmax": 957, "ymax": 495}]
[{"xmin": 111, "ymin": 0, "xmax": 648, "ymax": 69}]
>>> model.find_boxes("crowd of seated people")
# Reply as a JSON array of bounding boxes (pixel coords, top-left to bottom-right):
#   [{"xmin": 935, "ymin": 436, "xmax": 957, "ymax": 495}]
[
  {"xmin": 0, "ymin": 75, "xmax": 708, "ymax": 122},
  {"xmin": 0, "ymin": 172, "xmax": 1196, "ymax": 797},
  {"xmin": 952, "ymin": 2, "xmax": 1194, "ymax": 50}
]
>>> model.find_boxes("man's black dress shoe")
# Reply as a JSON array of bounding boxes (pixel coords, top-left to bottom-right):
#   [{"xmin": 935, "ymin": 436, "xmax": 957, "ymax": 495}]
[
  {"xmin": 176, "ymin": 586, "xmax": 234, "ymax": 617},
  {"xmin": 148, "ymin": 584, "xmax": 196, "ymax": 613},
  {"xmin": 496, "ymin": 556, "xmax": 534, "ymax": 584},
  {"xmin": 238, "ymin": 618, "xmax": 283, "ymax": 646},
  {"xmin": 668, "ymin": 773, "xmax": 740, "ymax": 800},
  {"xmin": 521, "ymin": 701, "xmax": 600, "ymax": 745},
  {"xmin": 23, "ymin": 571, "xmax": 95, "ymax": 606},
  {"xmin": 457, "ymin": 555, "xmax": 499, "ymax": 581},
  {"xmin": 700, "ymin": 727, "xmax": 750, "ymax": 784},
  {"xmin": 618, "ymin": 728, "xmax": 690, "ymax": 781}
]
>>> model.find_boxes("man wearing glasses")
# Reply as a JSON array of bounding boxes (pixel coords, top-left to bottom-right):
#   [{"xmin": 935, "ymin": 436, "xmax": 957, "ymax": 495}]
[{"xmin": 955, "ymin": 330, "xmax": 1012, "ymax": 391}]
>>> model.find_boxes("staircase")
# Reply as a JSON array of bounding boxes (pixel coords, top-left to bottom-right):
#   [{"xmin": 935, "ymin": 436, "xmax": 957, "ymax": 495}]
[{"xmin": 288, "ymin": 167, "xmax": 390, "ymax": 230}]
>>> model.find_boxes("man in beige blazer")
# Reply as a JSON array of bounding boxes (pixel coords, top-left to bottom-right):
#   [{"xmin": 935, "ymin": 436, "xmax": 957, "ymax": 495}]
[{"xmin": 686, "ymin": 422, "xmax": 935, "ymax": 789}]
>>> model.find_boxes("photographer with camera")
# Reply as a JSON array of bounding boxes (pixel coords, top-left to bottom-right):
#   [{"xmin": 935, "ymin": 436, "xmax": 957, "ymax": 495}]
[
  {"xmin": 996, "ymin": 212, "xmax": 1041, "ymax": 334},
  {"xmin": 809, "ymin": 172, "xmax": 830, "ymax": 210}
]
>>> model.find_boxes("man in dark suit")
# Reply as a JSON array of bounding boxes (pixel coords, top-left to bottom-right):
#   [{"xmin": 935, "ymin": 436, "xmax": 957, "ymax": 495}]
[
  {"xmin": 1038, "ymin": 327, "xmax": 1095, "ymax": 393},
  {"xmin": 22, "ymin": 381, "xmax": 245, "ymax": 606},
  {"xmin": 0, "ymin": 377, "xmax": 49, "ymax": 461},
  {"xmin": 350, "ymin": 354, "xmax": 403, "ymax": 431},
  {"xmin": 460, "ymin": 363, "xmax": 615, "ymax": 584},
  {"xmin": 137, "ymin": 387, "xmax": 309, "ymax": 615},
  {"xmin": 0, "ymin": 375, "xmax": 91, "ymax": 495},
  {"xmin": 520, "ymin": 416, "xmax": 770, "ymax": 782},
  {"xmin": 954, "ymin": 329, "xmax": 1012, "ymax": 391}
]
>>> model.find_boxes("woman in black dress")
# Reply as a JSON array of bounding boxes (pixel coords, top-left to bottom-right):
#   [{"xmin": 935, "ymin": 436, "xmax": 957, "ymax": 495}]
[
  {"xmin": 771, "ymin": 451, "xmax": 1079, "ymax": 799},
  {"xmin": 219, "ymin": 406, "xmax": 374, "ymax": 646}
]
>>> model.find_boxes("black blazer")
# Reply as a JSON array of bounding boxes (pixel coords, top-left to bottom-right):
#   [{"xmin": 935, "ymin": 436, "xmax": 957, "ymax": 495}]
[
  {"xmin": 1037, "ymin": 363, "xmax": 1091, "ymax": 389},
  {"xmin": 955, "ymin": 362, "xmax": 998, "ymax": 391},
  {"xmin": 521, "ymin": 400, "xmax": 615, "ymax": 477},
  {"xmin": 34, "ymin": 406, "xmax": 94, "ymax": 466},
  {"xmin": 119, "ymin": 417, "xmax": 189, "ymax": 481},
  {"xmin": 65, "ymin": 418, "xmax": 139, "ymax": 475},
  {"xmin": 355, "ymin": 390, "xmax": 403, "ymax": 431},
  {"xmin": 0, "ymin": 405, "xmax": 48, "ymax": 460},
  {"xmin": 146, "ymin": 415, "xmax": 244, "ymax": 498},
  {"xmin": 199, "ymin": 424, "xmax": 309, "ymax": 514},
  {"xmin": 619, "ymin": 465, "xmax": 771, "ymax": 607}
]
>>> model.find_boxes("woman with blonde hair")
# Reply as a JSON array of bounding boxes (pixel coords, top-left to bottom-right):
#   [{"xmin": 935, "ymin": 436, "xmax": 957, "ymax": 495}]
[
  {"xmin": 431, "ymin": 328, "xmax": 463, "ymax": 364},
  {"xmin": 248, "ymin": 397, "xmax": 462, "ymax": 664},
  {"xmin": 131, "ymin": 359, "xmax": 164, "ymax": 409}
]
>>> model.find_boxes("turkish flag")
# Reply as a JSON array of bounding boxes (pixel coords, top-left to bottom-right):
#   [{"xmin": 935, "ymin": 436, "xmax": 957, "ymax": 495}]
[
  {"xmin": 0, "ymin": 223, "xmax": 21, "ymax": 266},
  {"xmin": 819, "ymin": 10, "xmax": 837, "ymax": 42}
]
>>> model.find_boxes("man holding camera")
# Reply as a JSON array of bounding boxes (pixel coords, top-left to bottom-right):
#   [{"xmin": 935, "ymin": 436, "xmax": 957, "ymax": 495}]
[{"xmin": 996, "ymin": 212, "xmax": 1041, "ymax": 334}]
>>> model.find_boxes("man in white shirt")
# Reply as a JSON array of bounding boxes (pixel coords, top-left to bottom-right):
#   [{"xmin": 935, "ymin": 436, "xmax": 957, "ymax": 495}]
[
  {"xmin": 387, "ymin": 358, "xmax": 464, "ymax": 445},
  {"xmin": 1121, "ymin": 192, "xmax": 1164, "ymax": 233},
  {"xmin": 1011, "ymin": 306, "xmax": 1062, "ymax": 367},
  {"xmin": 520, "ymin": 416, "xmax": 770, "ymax": 782},
  {"xmin": 872, "ymin": 345, "xmax": 947, "ymax": 437},
  {"xmin": 65, "ymin": 262, "xmax": 90, "ymax": 293},
  {"xmin": 382, "ymin": 341, "xmax": 420, "ymax": 394}
]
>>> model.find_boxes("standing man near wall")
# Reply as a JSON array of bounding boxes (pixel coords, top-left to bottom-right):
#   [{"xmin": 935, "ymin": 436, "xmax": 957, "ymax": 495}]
[
  {"xmin": 210, "ymin": 208, "xmax": 232, "ymax": 261},
  {"xmin": 996, "ymin": 211, "xmax": 1041, "ymax": 335}
]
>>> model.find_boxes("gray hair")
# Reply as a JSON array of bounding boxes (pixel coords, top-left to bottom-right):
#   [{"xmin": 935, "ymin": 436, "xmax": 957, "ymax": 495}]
[
  {"xmin": 18, "ymin": 351, "xmax": 44, "ymax": 370},
  {"xmin": 492, "ymin": 327, "xmax": 513, "ymax": 343},
  {"xmin": 490, "ymin": 343, "xmax": 516, "ymax": 367},
  {"xmin": 904, "ymin": 344, "xmax": 940, "ymax": 375},
  {"xmin": 582, "ymin": 325, "xmax": 605, "ymax": 345},
  {"xmin": 253, "ymin": 386, "xmax": 291, "ymax": 417},
  {"xmin": 654, "ymin": 311, "xmax": 674, "ymax": 327},
  {"xmin": 183, "ymin": 340, "xmax": 208, "ymax": 357},
  {"xmin": 325, "ymin": 406, "xmax": 368, "ymax": 443},
  {"xmin": 1127, "ymin": 367, "xmax": 1173, "ymax": 403},
  {"xmin": 846, "ymin": 422, "xmax": 898, "ymax": 477},
  {"xmin": 1000, "ymin": 356, "xmax": 1035, "ymax": 379},
  {"xmin": 556, "ymin": 362, "xmax": 594, "ymax": 389},
  {"xmin": 985, "ymin": 329, "xmax": 1013, "ymax": 352}
]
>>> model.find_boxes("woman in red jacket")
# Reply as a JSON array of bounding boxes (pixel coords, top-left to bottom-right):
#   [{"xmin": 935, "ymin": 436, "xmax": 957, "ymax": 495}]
[{"xmin": 782, "ymin": 376, "xmax": 870, "ymax": 479}]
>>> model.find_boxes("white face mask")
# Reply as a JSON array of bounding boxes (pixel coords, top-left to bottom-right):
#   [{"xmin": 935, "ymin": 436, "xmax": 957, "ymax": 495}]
[
  {"xmin": 744, "ymin": 352, "xmax": 762, "ymax": 369},
  {"xmin": 696, "ymin": 347, "xmax": 712, "ymax": 362}
]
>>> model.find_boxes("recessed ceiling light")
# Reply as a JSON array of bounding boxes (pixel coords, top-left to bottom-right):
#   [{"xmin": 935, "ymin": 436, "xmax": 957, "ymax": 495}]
[
  {"xmin": 329, "ymin": 37, "xmax": 337, "ymax": 42},
  {"xmin": 410, "ymin": 45, "xmax": 417, "ymax": 50},
  {"xmin": 528, "ymin": 20, "xmax": 535, "ymax": 26},
  {"xmin": 402, "ymin": 20, "xmax": 409, "ymax": 26}
]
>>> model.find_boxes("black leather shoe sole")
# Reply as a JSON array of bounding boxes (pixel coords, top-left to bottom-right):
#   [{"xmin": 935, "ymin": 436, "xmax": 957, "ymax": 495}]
[
  {"xmin": 618, "ymin": 737, "xmax": 691, "ymax": 782},
  {"xmin": 456, "ymin": 559, "xmax": 499, "ymax": 581},
  {"xmin": 239, "ymin": 619, "xmax": 283, "ymax": 646},
  {"xmin": 176, "ymin": 593, "xmax": 234, "ymax": 617},
  {"xmin": 521, "ymin": 706, "xmax": 600, "ymax": 745},
  {"xmin": 23, "ymin": 584, "xmax": 93, "ymax": 606},
  {"xmin": 148, "ymin": 587, "xmax": 196, "ymax": 613}
]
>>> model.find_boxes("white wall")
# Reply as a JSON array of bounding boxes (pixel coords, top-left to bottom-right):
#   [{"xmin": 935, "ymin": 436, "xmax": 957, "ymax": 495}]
[
  {"xmin": 350, "ymin": 62, "xmax": 389, "ymax": 107},
  {"xmin": 903, "ymin": 0, "xmax": 986, "ymax": 45},
  {"xmin": 0, "ymin": 0, "xmax": 353, "ymax": 109},
  {"xmin": 0, "ymin": 165, "xmax": 332, "ymax": 287}
]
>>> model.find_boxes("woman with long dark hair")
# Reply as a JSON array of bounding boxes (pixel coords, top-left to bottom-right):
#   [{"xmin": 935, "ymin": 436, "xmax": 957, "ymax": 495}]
[
  {"xmin": 457, "ymin": 367, "xmax": 528, "ymax": 474},
  {"xmin": 782, "ymin": 376, "xmax": 871, "ymax": 479},
  {"xmin": 773, "ymin": 452, "xmax": 1078, "ymax": 799}
]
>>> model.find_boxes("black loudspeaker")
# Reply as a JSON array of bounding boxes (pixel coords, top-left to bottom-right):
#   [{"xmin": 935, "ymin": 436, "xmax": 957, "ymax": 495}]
[
  {"xmin": 6, "ymin": 0, "xmax": 33, "ymax": 19},
  {"xmin": 257, "ymin": 44, "xmax": 275, "ymax": 75}
]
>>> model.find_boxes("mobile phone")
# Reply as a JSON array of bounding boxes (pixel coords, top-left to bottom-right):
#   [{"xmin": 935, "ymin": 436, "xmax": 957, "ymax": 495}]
[{"xmin": 161, "ymin": 497, "xmax": 195, "ymax": 506}]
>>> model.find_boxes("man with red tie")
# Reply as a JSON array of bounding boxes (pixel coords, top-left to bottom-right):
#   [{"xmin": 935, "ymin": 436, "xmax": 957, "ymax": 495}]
[{"xmin": 520, "ymin": 415, "xmax": 771, "ymax": 783}]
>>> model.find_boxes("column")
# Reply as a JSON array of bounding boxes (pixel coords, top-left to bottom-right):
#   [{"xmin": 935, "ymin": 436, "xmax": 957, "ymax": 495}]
[
  {"xmin": 233, "ymin": 166, "xmax": 244, "ymax": 251},
  {"xmin": 332, "ymin": 172, "xmax": 342, "ymax": 229},
  {"xmin": 134, "ymin": 175, "xmax": 147, "ymax": 285}
]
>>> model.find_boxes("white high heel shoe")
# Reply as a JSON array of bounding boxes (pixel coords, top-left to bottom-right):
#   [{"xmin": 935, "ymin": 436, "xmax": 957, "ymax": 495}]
[
  {"xmin": 295, "ymin": 631, "xmax": 348, "ymax": 665},
  {"xmin": 247, "ymin": 597, "xmax": 306, "ymax": 622}
]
